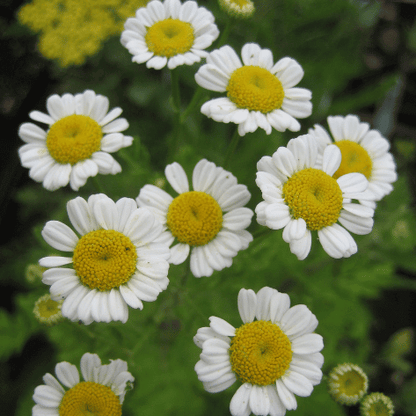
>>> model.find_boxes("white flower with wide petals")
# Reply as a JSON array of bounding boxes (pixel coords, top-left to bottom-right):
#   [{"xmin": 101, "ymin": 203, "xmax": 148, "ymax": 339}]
[
  {"xmin": 18, "ymin": 90, "xmax": 133, "ymax": 191},
  {"xmin": 39, "ymin": 194, "xmax": 171, "ymax": 324},
  {"xmin": 255, "ymin": 134, "xmax": 374, "ymax": 259},
  {"xmin": 194, "ymin": 287, "xmax": 324, "ymax": 416},
  {"xmin": 136, "ymin": 159, "xmax": 253, "ymax": 277},
  {"xmin": 121, "ymin": 0, "xmax": 219, "ymax": 70},
  {"xmin": 195, "ymin": 43, "xmax": 312, "ymax": 136},
  {"xmin": 309, "ymin": 114, "xmax": 397, "ymax": 207},
  {"xmin": 32, "ymin": 352, "xmax": 134, "ymax": 416}
]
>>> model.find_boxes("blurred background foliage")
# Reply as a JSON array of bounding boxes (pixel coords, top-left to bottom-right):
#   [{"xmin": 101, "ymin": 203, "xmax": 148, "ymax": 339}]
[{"xmin": 1, "ymin": 0, "xmax": 416, "ymax": 415}]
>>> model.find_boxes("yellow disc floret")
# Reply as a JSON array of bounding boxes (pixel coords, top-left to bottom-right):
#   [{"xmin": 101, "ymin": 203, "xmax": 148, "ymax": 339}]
[
  {"xmin": 59, "ymin": 381, "xmax": 122, "ymax": 416},
  {"xmin": 227, "ymin": 65, "xmax": 284, "ymax": 114},
  {"xmin": 46, "ymin": 115, "xmax": 102, "ymax": 165},
  {"xmin": 229, "ymin": 320, "xmax": 292, "ymax": 386},
  {"xmin": 73, "ymin": 230, "xmax": 137, "ymax": 291},
  {"xmin": 167, "ymin": 191, "xmax": 223, "ymax": 246},
  {"xmin": 333, "ymin": 140, "xmax": 373, "ymax": 179},
  {"xmin": 145, "ymin": 19, "xmax": 195, "ymax": 57},
  {"xmin": 283, "ymin": 168, "xmax": 343, "ymax": 231},
  {"xmin": 328, "ymin": 363, "xmax": 369, "ymax": 406}
]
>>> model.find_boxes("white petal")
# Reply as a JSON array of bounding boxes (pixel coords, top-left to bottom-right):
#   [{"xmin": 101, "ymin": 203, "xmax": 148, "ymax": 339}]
[
  {"xmin": 230, "ymin": 384, "xmax": 252, "ymax": 416},
  {"xmin": 318, "ymin": 224, "xmax": 357, "ymax": 259},
  {"xmin": 289, "ymin": 230, "xmax": 312, "ymax": 260},
  {"xmin": 39, "ymin": 256, "xmax": 72, "ymax": 268},
  {"xmin": 321, "ymin": 145, "xmax": 341, "ymax": 176},
  {"xmin": 275, "ymin": 379, "xmax": 297, "ymax": 410},
  {"xmin": 169, "ymin": 243, "xmax": 190, "ymax": 264},
  {"xmin": 238, "ymin": 288, "xmax": 257, "ymax": 323},
  {"xmin": 55, "ymin": 362, "xmax": 79, "ymax": 388},
  {"xmin": 270, "ymin": 292, "xmax": 291, "ymax": 324},
  {"xmin": 291, "ymin": 333, "xmax": 324, "ymax": 354},
  {"xmin": 67, "ymin": 196, "xmax": 97, "ymax": 235},
  {"xmin": 209, "ymin": 316, "xmax": 236, "ymax": 337},
  {"xmin": 249, "ymin": 384, "xmax": 270, "ymax": 416},
  {"xmin": 256, "ymin": 287, "xmax": 277, "ymax": 321},
  {"xmin": 80, "ymin": 353, "xmax": 102, "ymax": 381},
  {"xmin": 42, "ymin": 221, "xmax": 78, "ymax": 252},
  {"xmin": 165, "ymin": 162, "xmax": 189, "ymax": 193},
  {"xmin": 282, "ymin": 371, "xmax": 314, "ymax": 397}
]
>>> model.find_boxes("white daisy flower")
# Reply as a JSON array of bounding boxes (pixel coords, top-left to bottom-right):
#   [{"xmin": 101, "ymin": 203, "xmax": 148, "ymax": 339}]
[
  {"xmin": 308, "ymin": 114, "xmax": 397, "ymax": 207},
  {"xmin": 195, "ymin": 43, "xmax": 312, "ymax": 136},
  {"xmin": 194, "ymin": 287, "xmax": 324, "ymax": 416},
  {"xmin": 18, "ymin": 90, "xmax": 133, "ymax": 191},
  {"xmin": 255, "ymin": 134, "xmax": 374, "ymax": 260},
  {"xmin": 136, "ymin": 159, "xmax": 253, "ymax": 277},
  {"xmin": 120, "ymin": 0, "xmax": 220, "ymax": 70},
  {"xmin": 32, "ymin": 352, "xmax": 134, "ymax": 416},
  {"xmin": 39, "ymin": 194, "xmax": 171, "ymax": 324}
]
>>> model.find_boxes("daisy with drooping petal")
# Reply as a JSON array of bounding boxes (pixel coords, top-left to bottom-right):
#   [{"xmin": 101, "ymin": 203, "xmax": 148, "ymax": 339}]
[
  {"xmin": 360, "ymin": 392, "xmax": 394, "ymax": 416},
  {"xmin": 219, "ymin": 0, "xmax": 255, "ymax": 18},
  {"xmin": 18, "ymin": 90, "xmax": 133, "ymax": 191},
  {"xmin": 195, "ymin": 43, "xmax": 312, "ymax": 136},
  {"xmin": 32, "ymin": 352, "xmax": 134, "ymax": 416},
  {"xmin": 120, "ymin": 0, "xmax": 220, "ymax": 70},
  {"xmin": 194, "ymin": 287, "xmax": 324, "ymax": 416},
  {"xmin": 328, "ymin": 363, "xmax": 369, "ymax": 406},
  {"xmin": 39, "ymin": 193, "xmax": 171, "ymax": 324},
  {"xmin": 255, "ymin": 134, "xmax": 374, "ymax": 260},
  {"xmin": 309, "ymin": 115, "xmax": 397, "ymax": 207},
  {"xmin": 136, "ymin": 159, "xmax": 253, "ymax": 277}
]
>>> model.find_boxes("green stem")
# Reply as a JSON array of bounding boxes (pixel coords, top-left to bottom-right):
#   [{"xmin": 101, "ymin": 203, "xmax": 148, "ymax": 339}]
[
  {"xmin": 169, "ymin": 68, "xmax": 182, "ymax": 161},
  {"xmin": 223, "ymin": 127, "xmax": 241, "ymax": 169},
  {"xmin": 217, "ymin": 19, "xmax": 233, "ymax": 47},
  {"xmin": 180, "ymin": 86, "xmax": 204, "ymax": 124}
]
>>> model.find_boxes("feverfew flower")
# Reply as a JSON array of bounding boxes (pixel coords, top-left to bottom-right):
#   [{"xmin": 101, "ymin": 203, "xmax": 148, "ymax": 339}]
[
  {"xmin": 309, "ymin": 115, "xmax": 397, "ymax": 207},
  {"xmin": 255, "ymin": 134, "xmax": 374, "ymax": 259},
  {"xmin": 39, "ymin": 194, "xmax": 171, "ymax": 324},
  {"xmin": 195, "ymin": 43, "xmax": 312, "ymax": 136},
  {"xmin": 136, "ymin": 159, "xmax": 253, "ymax": 277},
  {"xmin": 120, "ymin": 0, "xmax": 219, "ymax": 70},
  {"xmin": 328, "ymin": 363, "xmax": 369, "ymax": 405},
  {"xmin": 32, "ymin": 352, "xmax": 134, "ymax": 416},
  {"xmin": 33, "ymin": 294, "xmax": 64, "ymax": 325},
  {"xmin": 219, "ymin": 0, "xmax": 255, "ymax": 18},
  {"xmin": 194, "ymin": 287, "xmax": 324, "ymax": 416},
  {"xmin": 360, "ymin": 392, "xmax": 394, "ymax": 416},
  {"xmin": 18, "ymin": 90, "xmax": 133, "ymax": 191}
]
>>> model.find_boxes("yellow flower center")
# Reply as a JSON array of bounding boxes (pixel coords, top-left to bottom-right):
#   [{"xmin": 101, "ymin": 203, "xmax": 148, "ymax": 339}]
[
  {"xmin": 59, "ymin": 381, "xmax": 122, "ymax": 416},
  {"xmin": 227, "ymin": 65, "xmax": 284, "ymax": 114},
  {"xmin": 73, "ymin": 230, "xmax": 137, "ymax": 291},
  {"xmin": 333, "ymin": 140, "xmax": 373, "ymax": 179},
  {"xmin": 166, "ymin": 191, "xmax": 223, "ymax": 246},
  {"xmin": 145, "ymin": 18, "xmax": 195, "ymax": 57},
  {"xmin": 283, "ymin": 168, "xmax": 343, "ymax": 231},
  {"xmin": 46, "ymin": 114, "xmax": 102, "ymax": 165},
  {"xmin": 37, "ymin": 297, "xmax": 61, "ymax": 318},
  {"xmin": 231, "ymin": 0, "xmax": 252, "ymax": 6},
  {"xmin": 337, "ymin": 369, "xmax": 366, "ymax": 396},
  {"xmin": 229, "ymin": 320, "xmax": 292, "ymax": 386}
]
